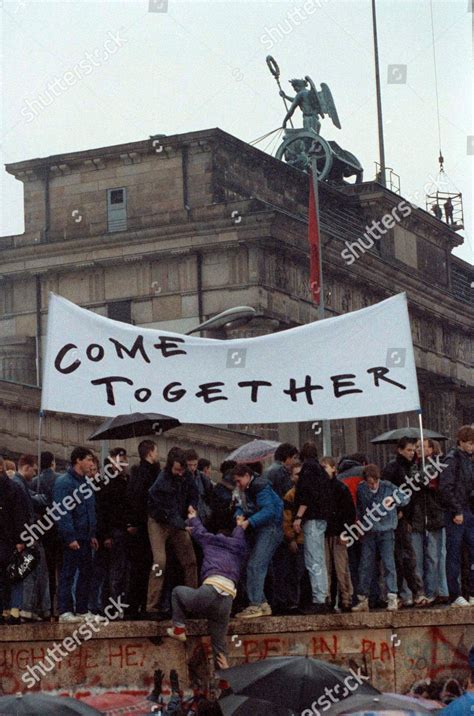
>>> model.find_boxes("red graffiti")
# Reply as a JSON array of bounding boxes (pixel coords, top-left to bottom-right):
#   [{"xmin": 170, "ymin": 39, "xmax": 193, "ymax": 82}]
[{"xmin": 311, "ymin": 636, "xmax": 338, "ymax": 659}]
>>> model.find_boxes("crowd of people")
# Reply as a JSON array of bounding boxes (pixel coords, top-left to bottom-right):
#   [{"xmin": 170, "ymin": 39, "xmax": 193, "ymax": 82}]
[{"xmin": 0, "ymin": 425, "xmax": 473, "ymax": 665}]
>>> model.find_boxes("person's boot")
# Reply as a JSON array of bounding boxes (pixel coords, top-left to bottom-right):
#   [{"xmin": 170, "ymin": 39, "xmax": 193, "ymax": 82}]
[{"xmin": 352, "ymin": 596, "xmax": 369, "ymax": 612}]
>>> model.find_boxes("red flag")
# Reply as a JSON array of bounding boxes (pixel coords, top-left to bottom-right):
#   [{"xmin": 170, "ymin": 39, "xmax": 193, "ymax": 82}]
[{"xmin": 308, "ymin": 175, "xmax": 321, "ymax": 305}]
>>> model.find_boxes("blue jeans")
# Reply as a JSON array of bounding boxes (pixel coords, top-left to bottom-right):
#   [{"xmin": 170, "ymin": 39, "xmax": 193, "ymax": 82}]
[
  {"xmin": 358, "ymin": 530, "xmax": 397, "ymax": 596},
  {"xmin": 58, "ymin": 539, "xmax": 93, "ymax": 615},
  {"xmin": 438, "ymin": 528, "xmax": 449, "ymax": 597},
  {"xmin": 246, "ymin": 524, "xmax": 282, "ymax": 605},
  {"xmin": 412, "ymin": 529, "xmax": 443, "ymax": 599},
  {"xmin": 303, "ymin": 519, "xmax": 328, "ymax": 604},
  {"xmin": 445, "ymin": 512, "xmax": 474, "ymax": 600}
]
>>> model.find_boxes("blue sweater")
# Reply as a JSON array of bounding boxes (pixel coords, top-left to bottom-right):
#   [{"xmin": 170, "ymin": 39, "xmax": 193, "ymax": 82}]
[{"xmin": 356, "ymin": 479, "xmax": 409, "ymax": 532}]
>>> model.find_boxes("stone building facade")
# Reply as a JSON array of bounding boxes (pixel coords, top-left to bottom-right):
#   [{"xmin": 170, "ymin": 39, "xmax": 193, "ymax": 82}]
[{"xmin": 0, "ymin": 128, "xmax": 472, "ymax": 464}]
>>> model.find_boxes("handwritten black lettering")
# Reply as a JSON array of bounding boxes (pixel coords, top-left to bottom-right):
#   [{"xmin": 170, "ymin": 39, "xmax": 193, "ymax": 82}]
[
  {"xmin": 154, "ymin": 337, "xmax": 187, "ymax": 358},
  {"xmin": 109, "ymin": 336, "xmax": 150, "ymax": 364},
  {"xmin": 283, "ymin": 376, "xmax": 323, "ymax": 405},
  {"xmin": 55, "ymin": 344, "xmax": 81, "ymax": 374},
  {"xmin": 90, "ymin": 376, "xmax": 133, "ymax": 405},
  {"xmin": 237, "ymin": 380, "xmax": 272, "ymax": 403},
  {"xmin": 196, "ymin": 382, "xmax": 228, "ymax": 404},
  {"xmin": 367, "ymin": 366, "xmax": 406, "ymax": 390},
  {"xmin": 86, "ymin": 344, "xmax": 105, "ymax": 362},
  {"xmin": 330, "ymin": 374, "xmax": 363, "ymax": 398},
  {"xmin": 163, "ymin": 382, "xmax": 186, "ymax": 402},
  {"xmin": 135, "ymin": 388, "xmax": 152, "ymax": 402}
]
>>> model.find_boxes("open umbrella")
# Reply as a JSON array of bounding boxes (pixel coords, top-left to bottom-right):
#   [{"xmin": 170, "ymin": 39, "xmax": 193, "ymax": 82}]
[
  {"xmin": 329, "ymin": 692, "xmax": 433, "ymax": 714},
  {"xmin": 0, "ymin": 693, "xmax": 101, "ymax": 715},
  {"xmin": 219, "ymin": 694, "xmax": 294, "ymax": 715},
  {"xmin": 88, "ymin": 412, "xmax": 180, "ymax": 440},
  {"xmin": 370, "ymin": 428, "xmax": 447, "ymax": 445},
  {"xmin": 226, "ymin": 439, "xmax": 281, "ymax": 464},
  {"xmin": 216, "ymin": 656, "xmax": 379, "ymax": 713}
]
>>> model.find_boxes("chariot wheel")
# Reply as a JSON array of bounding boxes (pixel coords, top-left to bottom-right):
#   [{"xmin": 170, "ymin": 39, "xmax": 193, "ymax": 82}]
[{"xmin": 275, "ymin": 131, "xmax": 333, "ymax": 179}]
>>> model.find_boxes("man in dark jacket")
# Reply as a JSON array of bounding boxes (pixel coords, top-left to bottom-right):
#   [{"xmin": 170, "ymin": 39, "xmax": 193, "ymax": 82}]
[
  {"xmin": 410, "ymin": 439, "xmax": 446, "ymax": 605},
  {"xmin": 382, "ymin": 437, "xmax": 427, "ymax": 607},
  {"xmin": 263, "ymin": 443, "xmax": 299, "ymax": 499},
  {"xmin": 146, "ymin": 447, "xmax": 199, "ymax": 618},
  {"xmin": 440, "ymin": 425, "xmax": 474, "ymax": 607},
  {"xmin": 94, "ymin": 448, "xmax": 129, "ymax": 610},
  {"xmin": 125, "ymin": 440, "xmax": 160, "ymax": 619},
  {"xmin": 167, "ymin": 505, "xmax": 247, "ymax": 666},
  {"xmin": 233, "ymin": 464, "xmax": 283, "ymax": 619},
  {"xmin": 208, "ymin": 462, "xmax": 237, "ymax": 535},
  {"xmin": 321, "ymin": 457, "xmax": 355, "ymax": 611},
  {"xmin": 0, "ymin": 458, "xmax": 29, "ymax": 624},
  {"xmin": 31, "ymin": 451, "xmax": 61, "ymax": 617},
  {"xmin": 337, "ymin": 453, "xmax": 367, "ymax": 602},
  {"xmin": 12, "ymin": 455, "xmax": 50, "ymax": 622},
  {"xmin": 53, "ymin": 447, "xmax": 98, "ymax": 622},
  {"xmin": 185, "ymin": 449, "xmax": 214, "ymax": 527},
  {"xmin": 293, "ymin": 442, "xmax": 330, "ymax": 614}
]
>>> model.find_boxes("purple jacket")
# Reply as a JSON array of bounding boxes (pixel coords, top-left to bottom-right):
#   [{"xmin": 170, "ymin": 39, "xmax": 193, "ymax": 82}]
[{"xmin": 186, "ymin": 516, "xmax": 247, "ymax": 584}]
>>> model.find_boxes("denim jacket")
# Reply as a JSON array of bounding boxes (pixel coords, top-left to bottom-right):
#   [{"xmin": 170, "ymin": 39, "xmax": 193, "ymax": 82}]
[{"xmin": 356, "ymin": 479, "xmax": 409, "ymax": 533}]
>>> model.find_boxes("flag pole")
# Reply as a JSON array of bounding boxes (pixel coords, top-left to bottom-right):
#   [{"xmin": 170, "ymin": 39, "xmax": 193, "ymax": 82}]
[
  {"xmin": 418, "ymin": 411, "xmax": 426, "ymax": 475},
  {"xmin": 309, "ymin": 145, "xmax": 332, "ymax": 456},
  {"xmin": 371, "ymin": 0, "xmax": 386, "ymax": 186}
]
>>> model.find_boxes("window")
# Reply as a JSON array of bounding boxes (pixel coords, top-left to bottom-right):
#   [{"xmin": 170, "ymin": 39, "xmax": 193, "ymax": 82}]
[
  {"xmin": 107, "ymin": 187, "xmax": 127, "ymax": 232},
  {"xmin": 108, "ymin": 300, "xmax": 132, "ymax": 324}
]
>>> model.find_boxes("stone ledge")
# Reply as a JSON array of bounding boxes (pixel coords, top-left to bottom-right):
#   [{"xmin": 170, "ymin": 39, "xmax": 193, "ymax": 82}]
[{"xmin": 1, "ymin": 606, "xmax": 472, "ymax": 642}]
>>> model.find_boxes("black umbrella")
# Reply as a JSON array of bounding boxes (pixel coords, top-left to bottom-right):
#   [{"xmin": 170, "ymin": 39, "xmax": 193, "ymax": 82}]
[
  {"xmin": 325, "ymin": 691, "xmax": 433, "ymax": 714},
  {"xmin": 216, "ymin": 656, "xmax": 379, "ymax": 713},
  {"xmin": 0, "ymin": 693, "xmax": 101, "ymax": 715},
  {"xmin": 219, "ymin": 694, "xmax": 294, "ymax": 715},
  {"xmin": 88, "ymin": 412, "xmax": 180, "ymax": 441},
  {"xmin": 370, "ymin": 428, "xmax": 447, "ymax": 445}
]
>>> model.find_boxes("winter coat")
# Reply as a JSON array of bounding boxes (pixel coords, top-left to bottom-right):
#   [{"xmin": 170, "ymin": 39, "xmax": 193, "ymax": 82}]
[
  {"xmin": 408, "ymin": 462, "xmax": 445, "ymax": 532},
  {"xmin": 31, "ymin": 468, "xmax": 59, "ymax": 507},
  {"xmin": 190, "ymin": 469, "xmax": 214, "ymax": 526},
  {"xmin": 294, "ymin": 458, "xmax": 330, "ymax": 522},
  {"xmin": 96, "ymin": 474, "xmax": 129, "ymax": 540},
  {"xmin": 382, "ymin": 455, "xmax": 416, "ymax": 519},
  {"xmin": 187, "ymin": 516, "xmax": 247, "ymax": 584},
  {"xmin": 440, "ymin": 448, "xmax": 474, "ymax": 517},
  {"xmin": 148, "ymin": 468, "xmax": 199, "ymax": 530},
  {"xmin": 283, "ymin": 486, "xmax": 304, "ymax": 545},
  {"xmin": 12, "ymin": 473, "xmax": 47, "ymax": 524},
  {"xmin": 235, "ymin": 475, "xmax": 283, "ymax": 530},
  {"xmin": 356, "ymin": 479, "xmax": 409, "ymax": 533},
  {"xmin": 53, "ymin": 468, "xmax": 97, "ymax": 544},
  {"xmin": 0, "ymin": 474, "xmax": 29, "ymax": 562},
  {"xmin": 264, "ymin": 461, "xmax": 292, "ymax": 499},
  {"xmin": 325, "ymin": 478, "xmax": 356, "ymax": 536},
  {"xmin": 127, "ymin": 460, "xmax": 160, "ymax": 531},
  {"xmin": 337, "ymin": 460, "xmax": 365, "ymax": 506}
]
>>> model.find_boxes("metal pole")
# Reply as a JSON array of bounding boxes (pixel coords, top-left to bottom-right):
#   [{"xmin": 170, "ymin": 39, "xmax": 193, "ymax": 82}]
[
  {"xmin": 372, "ymin": 0, "xmax": 386, "ymax": 187},
  {"xmin": 37, "ymin": 410, "xmax": 45, "ymax": 492},
  {"xmin": 309, "ymin": 152, "xmax": 332, "ymax": 456},
  {"xmin": 418, "ymin": 412, "xmax": 426, "ymax": 476}
]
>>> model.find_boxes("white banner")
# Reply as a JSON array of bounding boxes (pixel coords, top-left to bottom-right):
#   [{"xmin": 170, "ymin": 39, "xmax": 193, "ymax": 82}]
[{"xmin": 41, "ymin": 293, "xmax": 420, "ymax": 422}]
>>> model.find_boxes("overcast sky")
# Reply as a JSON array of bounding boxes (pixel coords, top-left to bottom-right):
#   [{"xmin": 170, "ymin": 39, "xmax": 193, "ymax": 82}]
[{"xmin": 1, "ymin": 0, "xmax": 472, "ymax": 264}]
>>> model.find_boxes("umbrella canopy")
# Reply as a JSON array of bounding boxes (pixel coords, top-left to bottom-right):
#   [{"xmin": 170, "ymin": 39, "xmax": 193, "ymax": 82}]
[
  {"xmin": 370, "ymin": 428, "xmax": 447, "ymax": 445},
  {"xmin": 226, "ymin": 439, "xmax": 281, "ymax": 464},
  {"xmin": 88, "ymin": 412, "xmax": 180, "ymax": 441},
  {"xmin": 0, "ymin": 693, "xmax": 101, "ymax": 715},
  {"xmin": 329, "ymin": 692, "xmax": 433, "ymax": 714},
  {"xmin": 219, "ymin": 694, "xmax": 294, "ymax": 715},
  {"xmin": 216, "ymin": 656, "xmax": 379, "ymax": 713},
  {"xmin": 384, "ymin": 694, "xmax": 443, "ymax": 711}
]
